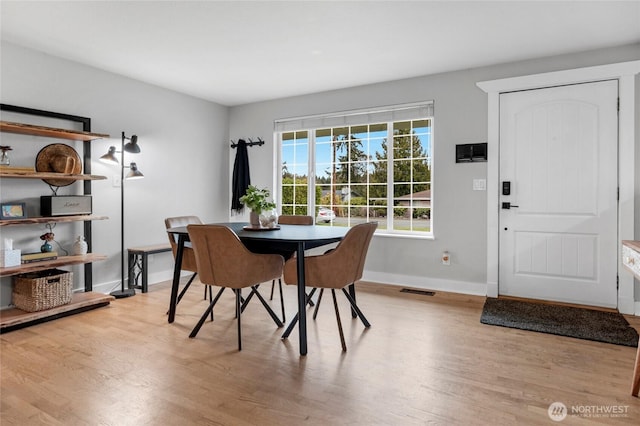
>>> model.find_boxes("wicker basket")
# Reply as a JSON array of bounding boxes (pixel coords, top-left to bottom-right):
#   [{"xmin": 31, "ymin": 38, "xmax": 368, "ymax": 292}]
[{"xmin": 12, "ymin": 269, "xmax": 73, "ymax": 312}]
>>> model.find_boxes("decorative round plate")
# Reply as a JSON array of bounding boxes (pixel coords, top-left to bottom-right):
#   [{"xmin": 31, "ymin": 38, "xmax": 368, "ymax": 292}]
[
  {"xmin": 35, "ymin": 143, "xmax": 82, "ymax": 187},
  {"xmin": 242, "ymin": 225, "xmax": 281, "ymax": 231}
]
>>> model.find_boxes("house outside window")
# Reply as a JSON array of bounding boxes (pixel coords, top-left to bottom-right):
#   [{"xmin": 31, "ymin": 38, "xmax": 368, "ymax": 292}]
[{"xmin": 277, "ymin": 102, "xmax": 433, "ymax": 236}]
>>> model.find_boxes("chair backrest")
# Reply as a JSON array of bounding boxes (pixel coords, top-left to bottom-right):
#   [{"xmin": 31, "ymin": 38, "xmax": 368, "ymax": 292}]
[
  {"xmin": 165, "ymin": 215, "xmax": 202, "ymax": 252},
  {"xmin": 285, "ymin": 222, "xmax": 377, "ymax": 289},
  {"xmin": 165, "ymin": 216, "xmax": 202, "ymax": 271},
  {"xmin": 187, "ymin": 224, "xmax": 283, "ymax": 289},
  {"xmin": 278, "ymin": 215, "xmax": 313, "ymax": 225},
  {"xmin": 338, "ymin": 222, "xmax": 378, "ymax": 284}
]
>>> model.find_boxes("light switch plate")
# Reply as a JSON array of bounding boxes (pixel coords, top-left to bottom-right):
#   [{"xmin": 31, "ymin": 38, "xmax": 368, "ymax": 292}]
[{"xmin": 473, "ymin": 179, "xmax": 486, "ymax": 191}]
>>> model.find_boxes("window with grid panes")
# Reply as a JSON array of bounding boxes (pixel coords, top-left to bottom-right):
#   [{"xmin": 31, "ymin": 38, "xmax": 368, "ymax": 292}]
[{"xmin": 277, "ymin": 103, "xmax": 433, "ymax": 235}]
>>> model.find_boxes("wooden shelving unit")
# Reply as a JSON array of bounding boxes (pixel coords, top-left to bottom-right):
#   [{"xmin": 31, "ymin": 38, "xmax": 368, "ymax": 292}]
[
  {"xmin": 0, "ymin": 105, "xmax": 113, "ymax": 332},
  {"xmin": 0, "ymin": 121, "xmax": 109, "ymax": 141},
  {"xmin": 0, "ymin": 292, "xmax": 115, "ymax": 333},
  {"xmin": 0, "ymin": 215, "xmax": 108, "ymax": 227},
  {"xmin": 0, "ymin": 254, "xmax": 108, "ymax": 277},
  {"xmin": 0, "ymin": 170, "xmax": 107, "ymax": 180}
]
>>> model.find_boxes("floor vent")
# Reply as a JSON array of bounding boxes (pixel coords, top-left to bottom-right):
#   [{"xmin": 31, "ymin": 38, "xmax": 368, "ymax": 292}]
[{"xmin": 400, "ymin": 288, "xmax": 435, "ymax": 296}]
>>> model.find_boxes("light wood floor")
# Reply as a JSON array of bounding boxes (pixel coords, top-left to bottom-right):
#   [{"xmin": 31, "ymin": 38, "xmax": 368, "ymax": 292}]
[{"xmin": 2, "ymin": 279, "xmax": 639, "ymax": 425}]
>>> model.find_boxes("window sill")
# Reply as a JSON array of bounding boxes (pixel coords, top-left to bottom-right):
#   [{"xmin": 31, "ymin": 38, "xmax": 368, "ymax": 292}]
[{"xmin": 374, "ymin": 231, "xmax": 434, "ymax": 241}]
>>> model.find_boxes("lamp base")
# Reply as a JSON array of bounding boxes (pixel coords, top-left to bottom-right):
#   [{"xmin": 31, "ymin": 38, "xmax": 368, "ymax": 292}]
[{"xmin": 110, "ymin": 288, "xmax": 136, "ymax": 298}]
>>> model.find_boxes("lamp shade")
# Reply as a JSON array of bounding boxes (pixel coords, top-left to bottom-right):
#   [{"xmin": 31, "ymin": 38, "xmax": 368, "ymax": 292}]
[
  {"xmin": 124, "ymin": 135, "xmax": 141, "ymax": 153},
  {"xmin": 99, "ymin": 146, "xmax": 119, "ymax": 164},
  {"xmin": 126, "ymin": 162, "xmax": 144, "ymax": 179}
]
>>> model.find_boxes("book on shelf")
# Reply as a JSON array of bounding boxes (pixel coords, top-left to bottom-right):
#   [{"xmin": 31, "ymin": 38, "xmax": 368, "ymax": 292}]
[{"xmin": 21, "ymin": 251, "xmax": 58, "ymax": 263}]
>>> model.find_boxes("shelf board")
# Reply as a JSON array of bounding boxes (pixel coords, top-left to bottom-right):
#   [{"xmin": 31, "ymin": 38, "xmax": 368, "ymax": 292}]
[
  {"xmin": 0, "ymin": 292, "xmax": 114, "ymax": 333},
  {"xmin": 0, "ymin": 215, "xmax": 108, "ymax": 226},
  {"xmin": 0, "ymin": 171, "xmax": 107, "ymax": 180},
  {"xmin": 0, "ymin": 254, "xmax": 107, "ymax": 277},
  {"xmin": 0, "ymin": 121, "xmax": 110, "ymax": 141}
]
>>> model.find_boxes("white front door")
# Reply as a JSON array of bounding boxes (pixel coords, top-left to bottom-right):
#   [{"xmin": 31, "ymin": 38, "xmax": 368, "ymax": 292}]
[{"xmin": 498, "ymin": 80, "xmax": 619, "ymax": 308}]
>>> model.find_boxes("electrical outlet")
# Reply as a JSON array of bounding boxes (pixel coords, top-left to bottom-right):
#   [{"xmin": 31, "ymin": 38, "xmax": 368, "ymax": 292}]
[{"xmin": 113, "ymin": 174, "xmax": 121, "ymax": 187}]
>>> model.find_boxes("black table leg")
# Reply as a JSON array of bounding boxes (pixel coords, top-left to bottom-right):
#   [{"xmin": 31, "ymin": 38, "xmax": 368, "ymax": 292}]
[
  {"xmin": 168, "ymin": 234, "xmax": 185, "ymax": 323},
  {"xmin": 296, "ymin": 241, "xmax": 307, "ymax": 355}
]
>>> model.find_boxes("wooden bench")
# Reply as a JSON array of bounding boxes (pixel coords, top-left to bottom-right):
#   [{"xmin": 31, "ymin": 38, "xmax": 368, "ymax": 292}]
[{"xmin": 127, "ymin": 243, "xmax": 172, "ymax": 293}]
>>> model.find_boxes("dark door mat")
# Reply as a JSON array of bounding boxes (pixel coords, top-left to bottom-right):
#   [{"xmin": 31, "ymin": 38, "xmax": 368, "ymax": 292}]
[{"xmin": 480, "ymin": 297, "xmax": 639, "ymax": 347}]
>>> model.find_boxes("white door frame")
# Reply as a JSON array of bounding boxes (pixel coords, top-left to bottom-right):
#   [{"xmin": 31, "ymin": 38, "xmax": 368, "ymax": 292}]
[{"xmin": 478, "ymin": 60, "xmax": 640, "ymax": 315}]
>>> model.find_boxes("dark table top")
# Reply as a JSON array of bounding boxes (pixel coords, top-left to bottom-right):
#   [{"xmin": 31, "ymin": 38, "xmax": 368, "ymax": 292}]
[{"xmin": 167, "ymin": 222, "xmax": 348, "ymax": 251}]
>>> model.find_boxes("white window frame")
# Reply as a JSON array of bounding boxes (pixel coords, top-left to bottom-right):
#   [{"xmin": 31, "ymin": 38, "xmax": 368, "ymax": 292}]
[{"xmin": 275, "ymin": 101, "xmax": 434, "ymax": 237}]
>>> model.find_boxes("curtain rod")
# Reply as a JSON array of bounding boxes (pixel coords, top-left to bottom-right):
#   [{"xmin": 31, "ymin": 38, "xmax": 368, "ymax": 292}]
[{"xmin": 230, "ymin": 137, "xmax": 264, "ymax": 148}]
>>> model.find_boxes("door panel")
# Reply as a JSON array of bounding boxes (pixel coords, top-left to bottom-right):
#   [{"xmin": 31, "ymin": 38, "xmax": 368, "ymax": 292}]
[{"xmin": 499, "ymin": 80, "xmax": 618, "ymax": 307}]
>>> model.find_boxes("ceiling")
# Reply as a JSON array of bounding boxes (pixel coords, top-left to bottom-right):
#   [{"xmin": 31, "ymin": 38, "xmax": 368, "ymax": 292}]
[{"xmin": 1, "ymin": 1, "xmax": 639, "ymax": 106}]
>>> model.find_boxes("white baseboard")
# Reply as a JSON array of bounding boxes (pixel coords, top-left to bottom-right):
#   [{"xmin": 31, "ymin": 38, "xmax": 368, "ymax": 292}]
[
  {"xmin": 88, "ymin": 268, "xmax": 190, "ymax": 295},
  {"xmin": 362, "ymin": 271, "xmax": 487, "ymax": 296}
]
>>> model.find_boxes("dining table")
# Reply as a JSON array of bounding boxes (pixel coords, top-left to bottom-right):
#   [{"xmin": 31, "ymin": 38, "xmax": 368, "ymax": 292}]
[{"xmin": 166, "ymin": 221, "xmax": 348, "ymax": 355}]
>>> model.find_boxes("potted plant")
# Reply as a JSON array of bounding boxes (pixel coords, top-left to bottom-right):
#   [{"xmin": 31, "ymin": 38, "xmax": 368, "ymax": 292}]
[{"xmin": 239, "ymin": 185, "xmax": 277, "ymax": 227}]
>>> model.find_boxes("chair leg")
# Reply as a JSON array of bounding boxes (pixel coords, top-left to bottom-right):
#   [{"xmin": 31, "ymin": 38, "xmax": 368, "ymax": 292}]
[
  {"xmin": 177, "ymin": 273, "xmax": 198, "ymax": 305},
  {"xmin": 247, "ymin": 285, "xmax": 284, "ymax": 327},
  {"xmin": 282, "ymin": 288, "xmax": 317, "ymax": 339},
  {"xmin": 341, "ymin": 288, "xmax": 370, "ymax": 327},
  {"xmin": 166, "ymin": 273, "xmax": 200, "ymax": 315},
  {"xmin": 208, "ymin": 285, "xmax": 214, "ymax": 322},
  {"xmin": 313, "ymin": 288, "xmax": 324, "ymax": 320},
  {"xmin": 189, "ymin": 287, "xmax": 225, "ymax": 338},
  {"xmin": 236, "ymin": 289, "xmax": 242, "ymax": 351},
  {"xmin": 331, "ymin": 289, "xmax": 347, "ymax": 352},
  {"xmin": 270, "ymin": 279, "xmax": 276, "ymax": 300},
  {"xmin": 278, "ymin": 278, "xmax": 286, "ymax": 323},
  {"xmin": 348, "ymin": 282, "xmax": 357, "ymax": 318},
  {"xmin": 632, "ymin": 339, "xmax": 640, "ymax": 396}
]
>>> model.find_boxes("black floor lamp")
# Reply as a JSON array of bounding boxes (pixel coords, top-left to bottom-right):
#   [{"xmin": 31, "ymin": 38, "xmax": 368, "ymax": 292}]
[{"xmin": 100, "ymin": 131, "xmax": 144, "ymax": 298}]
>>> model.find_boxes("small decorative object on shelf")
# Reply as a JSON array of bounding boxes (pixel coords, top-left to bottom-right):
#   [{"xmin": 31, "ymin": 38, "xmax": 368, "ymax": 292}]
[
  {"xmin": 0, "ymin": 145, "xmax": 12, "ymax": 165},
  {"xmin": 73, "ymin": 235, "xmax": 88, "ymax": 255},
  {"xmin": 1, "ymin": 238, "xmax": 20, "ymax": 267},
  {"xmin": 239, "ymin": 185, "xmax": 277, "ymax": 227},
  {"xmin": 0, "ymin": 202, "xmax": 26, "ymax": 220},
  {"xmin": 40, "ymin": 232, "xmax": 55, "ymax": 253}
]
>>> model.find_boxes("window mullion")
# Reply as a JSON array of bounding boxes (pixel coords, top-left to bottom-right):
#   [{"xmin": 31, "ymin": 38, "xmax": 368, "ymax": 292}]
[
  {"xmin": 308, "ymin": 131, "xmax": 316, "ymax": 218},
  {"xmin": 386, "ymin": 123, "xmax": 394, "ymax": 231}
]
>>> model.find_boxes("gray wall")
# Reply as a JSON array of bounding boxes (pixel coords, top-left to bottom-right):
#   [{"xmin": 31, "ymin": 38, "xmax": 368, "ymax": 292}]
[
  {"xmin": 228, "ymin": 43, "xmax": 640, "ymax": 296},
  {"xmin": 0, "ymin": 41, "xmax": 230, "ymax": 304},
  {"xmin": 1, "ymin": 39, "xmax": 638, "ymax": 308}
]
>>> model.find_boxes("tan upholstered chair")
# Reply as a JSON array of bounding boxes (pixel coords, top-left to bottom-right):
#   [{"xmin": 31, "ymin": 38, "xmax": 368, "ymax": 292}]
[
  {"xmin": 165, "ymin": 216, "xmax": 210, "ymax": 306},
  {"xmin": 187, "ymin": 224, "xmax": 284, "ymax": 350},
  {"xmin": 269, "ymin": 215, "xmax": 314, "ymax": 321},
  {"xmin": 282, "ymin": 222, "xmax": 377, "ymax": 351}
]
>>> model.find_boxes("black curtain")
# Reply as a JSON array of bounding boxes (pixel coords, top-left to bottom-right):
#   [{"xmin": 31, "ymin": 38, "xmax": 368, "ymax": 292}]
[{"xmin": 231, "ymin": 139, "xmax": 251, "ymax": 213}]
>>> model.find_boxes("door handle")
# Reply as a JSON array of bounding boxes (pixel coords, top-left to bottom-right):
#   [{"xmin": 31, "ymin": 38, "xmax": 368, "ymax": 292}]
[{"xmin": 502, "ymin": 202, "xmax": 519, "ymax": 209}]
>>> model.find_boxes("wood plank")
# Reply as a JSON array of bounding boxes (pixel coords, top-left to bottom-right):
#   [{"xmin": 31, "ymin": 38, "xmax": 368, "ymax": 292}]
[
  {"xmin": 0, "ymin": 215, "xmax": 108, "ymax": 226},
  {"xmin": 0, "ymin": 170, "xmax": 107, "ymax": 180},
  {"xmin": 0, "ymin": 121, "xmax": 109, "ymax": 141},
  {"xmin": 128, "ymin": 243, "xmax": 172, "ymax": 253},
  {"xmin": 0, "ymin": 292, "xmax": 113, "ymax": 331},
  {"xmin": 1, "ymin": 280, "xmax": 639, "ymax": 425},
  {"xmin": 0, "ymin": 254, "xmax": 107, "ymax": 277}
]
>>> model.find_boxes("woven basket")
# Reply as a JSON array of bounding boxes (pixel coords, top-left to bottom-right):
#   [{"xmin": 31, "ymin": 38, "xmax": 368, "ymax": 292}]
[{"xmin": 12, "ymin": 269, "xmax": 73, "ymax": 312}]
